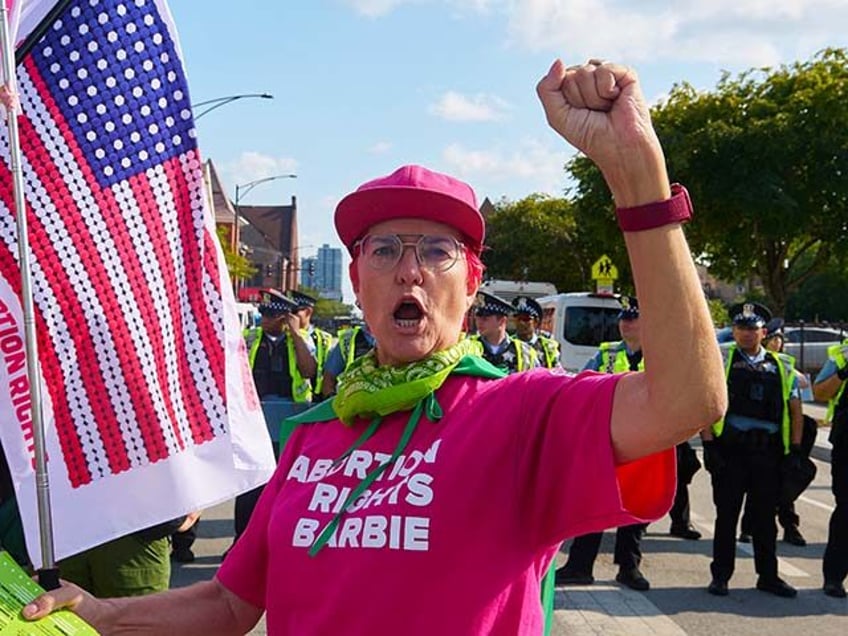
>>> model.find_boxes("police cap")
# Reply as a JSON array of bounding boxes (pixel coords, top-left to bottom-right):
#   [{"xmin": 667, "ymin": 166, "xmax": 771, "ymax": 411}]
[
  {"xmin": 618, "ymin": 295, "xmax": 639, "ymax": 321},
  {"xmin": 730, "ymin": 301, "xmax": 772, "ymax": 328},
  {"xmin": 512, "ymin": 296, "xmax": 542, "ymax": 321},
  {"xmin": 473, "ymin": 291, "xmax": 513, "ymax": 317},
  {"xmin": 287, "ymin": 289, "xmax": 318, "ymax": 309},
  {"xmin": 258, "ymin": 289, "xmax": 297, "ymax": 317},
  {"xmin": 763, "ymin": 317, "xmax": 785, "ymax": 341}
]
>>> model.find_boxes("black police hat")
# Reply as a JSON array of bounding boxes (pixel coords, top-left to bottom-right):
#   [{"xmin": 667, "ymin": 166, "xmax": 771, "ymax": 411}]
[
  {"xmin": 473, "ymin": 291, "xmax": 513, "ymax": 317},
  {"xmin": 764, "ymin": 317, "xmax": 785, "ymax": 340},
  {"xmin": 258, "ymin": 289, "xmax": 297, "ymax": 317},
  {"xmin": 618, "ymin": 295, "xmax": 639, "ymax": 321},
  {"xmin": 729, "ymin": 301, "xmax": 772, "ymax": 327},
  {"xmin": 512, "ymin": 296, "xmax": 542, "ymax": 321},
  {"xmin": 287, "ymin": 289, "xmax": 318, "ymax": 309}
]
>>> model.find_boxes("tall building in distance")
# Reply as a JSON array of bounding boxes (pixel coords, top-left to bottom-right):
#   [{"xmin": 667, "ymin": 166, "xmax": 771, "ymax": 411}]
[{"xmin": 300, "ymin": 243, "xmax": 343, "ymax": 301}]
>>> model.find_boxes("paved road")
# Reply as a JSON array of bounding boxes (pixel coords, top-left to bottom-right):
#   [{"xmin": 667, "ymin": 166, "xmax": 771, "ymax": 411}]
[{"xmin": 170, "ymin": 402, "xmax": 846, "ymax": 635}]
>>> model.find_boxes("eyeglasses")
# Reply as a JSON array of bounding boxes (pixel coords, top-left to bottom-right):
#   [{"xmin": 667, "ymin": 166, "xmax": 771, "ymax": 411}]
[{"xmin": 355, "ymin": 234, "xmax": 465, "ymax": 272}]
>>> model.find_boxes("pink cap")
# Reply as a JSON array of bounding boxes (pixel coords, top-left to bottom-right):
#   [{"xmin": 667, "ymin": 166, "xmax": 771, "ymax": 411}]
[{"xmin": 334, "ymin": 165, "xmax": 485, "ymax": 255}]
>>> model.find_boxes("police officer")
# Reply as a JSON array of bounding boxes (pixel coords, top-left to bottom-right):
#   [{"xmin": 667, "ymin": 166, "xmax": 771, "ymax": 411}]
[
  {"xmin": 703, "ymin": 302, "xmax": 802, "ymax": 598},
  {"xmin": 555, "ymin": 296, "xmax": 655, "ymax": 591},
  {"xmin": 233, "ymin": 289, "xmax": 317, "ymax": 542},
  {"xmin": 469, "ymin": 291, "xmax": 539, "ymax": 373},
  {"xmin": 739, "ymin": 317, "xmax": 814, "ymax": 547},
  {"xmin": 512, "ymin": 296, "xmax": 561, "ymax": 369},
  {"xmin": 287, "ymin": 289, "xmax": 336, "ymax": 399},
  {"xmin": 813, "ymin": 337, "xmax": 848, "ymax": 598},
  {"xmin": 320, "ymin": 322, "xmax": 377, "ymax": 398}
]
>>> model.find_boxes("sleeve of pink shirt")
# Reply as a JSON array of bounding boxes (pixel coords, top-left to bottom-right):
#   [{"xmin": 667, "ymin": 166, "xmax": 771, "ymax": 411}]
[{"xmin": 509, "ymin": 369, "xmax": 676, "ymax": 549}]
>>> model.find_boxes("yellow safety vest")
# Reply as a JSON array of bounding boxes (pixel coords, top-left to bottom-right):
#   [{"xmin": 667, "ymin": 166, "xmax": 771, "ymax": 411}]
[
  {"xmin": 825, "ymin": 340, "xmax": 848, "ymax": 423},
  {"xmin": 245, "ymin": 328, "xmax": 311, "ymax": 403},
  {"xmin": 468, "ymin": 334, "xmax": 537, "ymax": 372},
  {"xmin": 310, "ymin": 327, "xmax": 335, "ymax": 395},
  {"xmin": 712, "ymin": 344, "xmax": 793, "ymax": 454},
  {"xmin": 598, "ymin": 341, "xmax": 644, "ymax": 374}
]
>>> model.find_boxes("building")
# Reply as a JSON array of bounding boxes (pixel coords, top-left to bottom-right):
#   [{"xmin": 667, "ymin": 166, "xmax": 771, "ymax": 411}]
[
  {"xmin": 301, "ymin": 244, "xmax": 343, "ymax": 301},
  {"xmin": 204, "ymin": 159, "xmax": 301, "ymax": 300}
]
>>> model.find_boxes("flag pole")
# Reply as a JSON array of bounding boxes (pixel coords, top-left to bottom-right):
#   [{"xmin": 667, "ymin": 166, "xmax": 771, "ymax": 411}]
[{"xmin": 0, "ymin": 2, "xmax": 60, "ymax": 590}]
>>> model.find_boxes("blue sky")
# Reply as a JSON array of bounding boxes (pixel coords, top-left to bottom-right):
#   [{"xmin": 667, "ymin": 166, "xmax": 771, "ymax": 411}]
[{"xmin": 167, "ymin": 0, "xmax": 847, "ymax": 302}]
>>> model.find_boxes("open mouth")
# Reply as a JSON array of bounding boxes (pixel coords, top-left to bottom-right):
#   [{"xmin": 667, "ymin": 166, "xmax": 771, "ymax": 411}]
[{"xmin": 393, "ymin": 298, "xmax": 425, "ymax": 328}]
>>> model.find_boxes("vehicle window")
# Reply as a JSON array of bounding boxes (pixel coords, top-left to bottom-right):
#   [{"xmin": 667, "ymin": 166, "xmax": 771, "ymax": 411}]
[
  {"xmin": 804, "ymin": 329, "xmax": 843, "ymax": 343},
  {"xmin": 564, "ymin": 307, "xmax": 621, "ymax": 346}
]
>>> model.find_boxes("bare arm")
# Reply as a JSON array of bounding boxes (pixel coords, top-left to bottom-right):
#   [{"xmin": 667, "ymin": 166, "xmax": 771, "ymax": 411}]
[
  {"xmin": 24, "ymin": 578, "xmax": 262, "ymax": 636},
  {"xmin": 536, "ymin": 59, "xmax": 726, "ymax": 462}
]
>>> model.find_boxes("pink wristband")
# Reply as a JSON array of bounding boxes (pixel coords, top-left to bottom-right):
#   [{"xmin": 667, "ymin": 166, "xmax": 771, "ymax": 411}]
[{"xmin": 615, "ymin": 183, "xmax": 692, "ymax": 232}]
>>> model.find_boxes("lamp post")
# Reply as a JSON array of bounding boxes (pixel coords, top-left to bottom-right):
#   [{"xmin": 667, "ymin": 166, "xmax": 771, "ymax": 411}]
[
  {"xmin": 233, "ymin": 174, "xmax": 297, "ymax": 293},
  {"xmin": 191, "ymin": 93, "xmax": 273, "ymax": 120}
]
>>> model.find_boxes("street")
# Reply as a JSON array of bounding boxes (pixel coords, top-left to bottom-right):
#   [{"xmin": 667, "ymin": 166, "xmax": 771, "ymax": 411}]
[{"xmin": 170, "ymin": 404, "xmax": 847, "ymax": 635}]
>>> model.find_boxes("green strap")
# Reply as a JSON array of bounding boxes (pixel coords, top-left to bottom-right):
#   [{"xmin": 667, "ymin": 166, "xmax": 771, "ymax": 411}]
[{"xmin": 308, "ymin": 394, "xmax": 438, "ymax": 556}]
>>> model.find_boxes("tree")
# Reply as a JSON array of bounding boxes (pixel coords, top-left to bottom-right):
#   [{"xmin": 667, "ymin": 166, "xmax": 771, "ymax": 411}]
[
  {"xmin": 568, "ymin": 48, "xmax": 848, "ymax": 316},
  {"xmin": 215, "ymin": 226, "xmax": 256, "ymax": 282},
  {"xmin": 656, "ymin": 48, "xmax": 848, "ymax": 315},
  {"xmin": 483, "ymin": 194, "xmax": 592, "ymax": 291}
]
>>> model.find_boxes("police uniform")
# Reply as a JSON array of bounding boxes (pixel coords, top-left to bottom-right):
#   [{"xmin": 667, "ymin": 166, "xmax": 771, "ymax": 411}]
[
  {"xmin": 321, "ymin": 324, "xmax": 377, "ymax": 397},
  {"xmin": 739, "ymin": 317, "xmax": 813, "ymax": 547},
  {"xmin": 287, "ymin": 289, "xmax": 336, "ymax": 399},
  {"xmin": 816, "ymin": 339, "xmax": 848, "ymax": 597},
  {"xmin": 555, "ymin": 297, "xmax": 651, "ymax": 591},
  {"xmin": 469, "ymin": 291, "xmax": 539, "ymax": 373},
  {"xmin": 705, "ymin": 302, "xmax": 800, "ymax": 598},
  {"xmin": 235, "ymin": 290, "xmax": 316, "ymax": 541},
  {"xmin": 512, "ymin": 295, "xmax": 561, "ymax": 369}
]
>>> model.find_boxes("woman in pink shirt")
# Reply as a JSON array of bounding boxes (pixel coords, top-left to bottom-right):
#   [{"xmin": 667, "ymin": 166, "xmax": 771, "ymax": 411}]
[{"xmin": 24, "ymin": 58, "xmax": 726, "ymax": 635}]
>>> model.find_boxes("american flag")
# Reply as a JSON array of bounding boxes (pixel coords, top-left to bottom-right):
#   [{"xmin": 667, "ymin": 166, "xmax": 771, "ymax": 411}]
[{"xmin": 0, "ymin": 0, "xmax": 273, "ymax": 563}]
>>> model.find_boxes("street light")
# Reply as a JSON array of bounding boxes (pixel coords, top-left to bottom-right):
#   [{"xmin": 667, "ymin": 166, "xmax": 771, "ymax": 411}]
[
  {"xmin": 191, "ymin": 93, "xmax": 274, "ymax": 120},
  {"xmin": 233, "ymin": 174, "xmax": 298, "ymax": 292}
]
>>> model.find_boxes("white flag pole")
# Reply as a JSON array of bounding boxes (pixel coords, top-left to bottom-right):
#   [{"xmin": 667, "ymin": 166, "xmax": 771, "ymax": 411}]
[{"xmin": 0, "ymin": 0, "xmax": 59, "ymax": 588}]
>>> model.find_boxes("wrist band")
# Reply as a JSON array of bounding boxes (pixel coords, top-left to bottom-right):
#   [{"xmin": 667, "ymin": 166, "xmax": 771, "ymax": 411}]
[
  {"xmin": 615, "ymin": 183, "xmax": 693, "ymax": 232},
  {"xmin": 838, "ymin": 365, "xmax": 848, "ymax": 381}
]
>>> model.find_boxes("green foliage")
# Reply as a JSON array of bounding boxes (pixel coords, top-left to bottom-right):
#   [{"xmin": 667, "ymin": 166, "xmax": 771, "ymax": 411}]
[
  {"xmin": 483, "ymin": 194, "xmax": 599, "ymax": 291},
  {"xmin": 215, "ymin": 226, "xmax": 257, "ymax": 281},
  {"xmin": 298, "ymin": 286, "xmax": 354, "ymax": 320},
  {"xmin": 708, "ymin": 298, "xmax": 730, "ymax": 327},
  {"xmin": 650, "ymin": 48, "xmax": 848, "ymax": 315}
]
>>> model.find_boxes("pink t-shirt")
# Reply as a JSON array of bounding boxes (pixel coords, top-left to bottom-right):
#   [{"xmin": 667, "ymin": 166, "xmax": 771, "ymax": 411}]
[{"xmin": 218, "ymin": 369, "xmax": 675, "ymax": 635}]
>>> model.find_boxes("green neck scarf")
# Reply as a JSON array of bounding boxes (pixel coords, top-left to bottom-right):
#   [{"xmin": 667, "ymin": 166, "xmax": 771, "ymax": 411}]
[
  {"xmin": 285, "ymin": 338, "xmax": 505, "ymax": 556},
  {"xmin": 331, "ymin": 337, "xmax": 483, "ymax": 425}
]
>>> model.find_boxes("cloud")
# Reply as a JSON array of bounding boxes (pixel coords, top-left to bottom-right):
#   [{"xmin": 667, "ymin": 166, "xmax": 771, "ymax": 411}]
[
  {"xmin": 369, "ymin": 140, "xmax": 394, "ymax": 154},
  {"xmin": 503, "ymin": 0, "xmax": 847, "ymax": 66},
  {"xmin": 220, "ymin": 152, "xmax": 299, "ymax": 193},
  {"xmin": 440, "ymin": 139, "xmax": 573, "ymax": 197},
  {"xmin": 429, "ymin": 91, "xmax": 511, "ymax": 122}
]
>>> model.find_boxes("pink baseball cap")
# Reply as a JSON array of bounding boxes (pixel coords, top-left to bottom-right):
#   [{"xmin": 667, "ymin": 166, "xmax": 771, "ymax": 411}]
[{"xmin": 334, "ymin": 165, "xmax": 485, "ymax": 255}]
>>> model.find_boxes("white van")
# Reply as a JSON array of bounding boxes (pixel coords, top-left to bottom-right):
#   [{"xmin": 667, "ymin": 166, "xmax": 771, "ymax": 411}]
[
  {"xmin": 479, "ymin": 279, "xmax": 557, "ymax": 303},
  {"xmin": 537, "ymin": 292, "xmax": 623, "ymax": 372}
]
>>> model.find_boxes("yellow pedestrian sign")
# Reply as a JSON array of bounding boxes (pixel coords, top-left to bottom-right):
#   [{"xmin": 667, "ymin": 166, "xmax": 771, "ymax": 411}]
[
  {"xmin": 591, "ymin": 255, "xmax": 618, "ymax": 294},
  {"xmin": 591, "ymin": 255, "xmax": 618, "ymax": 280}
]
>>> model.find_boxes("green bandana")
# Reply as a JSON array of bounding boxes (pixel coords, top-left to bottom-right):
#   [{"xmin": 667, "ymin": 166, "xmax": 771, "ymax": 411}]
[
  {"xmin": 331, "ymin": 337, "xmax": 484, "ymax": 425},
  {"xmin": 284, "ymin": 338, "xmax": 505, "ymax": 556}
]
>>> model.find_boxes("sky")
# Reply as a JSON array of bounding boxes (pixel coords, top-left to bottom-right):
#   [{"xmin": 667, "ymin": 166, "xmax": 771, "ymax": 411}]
[{"xmin": 166, "ymin": 0, "xmax": 847, "ymax": 302}]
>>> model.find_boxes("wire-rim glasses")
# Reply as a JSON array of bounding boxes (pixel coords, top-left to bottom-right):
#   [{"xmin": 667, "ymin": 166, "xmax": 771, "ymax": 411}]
[{"xmin": 355, "ymin": 234, "xmax": 465, "ymax": 272}]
